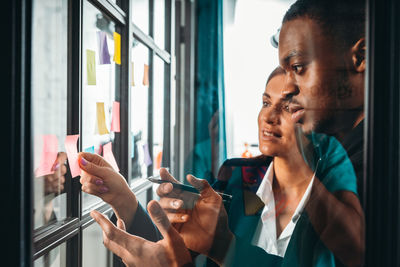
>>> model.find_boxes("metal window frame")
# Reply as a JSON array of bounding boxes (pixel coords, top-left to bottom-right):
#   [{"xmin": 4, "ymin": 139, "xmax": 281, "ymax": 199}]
[{"xmin": 27, "ymin": 0, "xmax": 173, "ymax": 266}]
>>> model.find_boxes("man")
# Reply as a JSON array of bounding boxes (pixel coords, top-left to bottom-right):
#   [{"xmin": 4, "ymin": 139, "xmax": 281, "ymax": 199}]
[{"xmin": 89, "ymin": 0, "xmax": 366, "ymax": 266}]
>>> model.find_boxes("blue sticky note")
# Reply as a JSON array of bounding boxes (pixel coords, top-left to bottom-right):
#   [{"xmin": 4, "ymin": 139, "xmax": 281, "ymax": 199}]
[{"xmin": 84, "ymin": 146, "xmax": 95, "ymax": 153}]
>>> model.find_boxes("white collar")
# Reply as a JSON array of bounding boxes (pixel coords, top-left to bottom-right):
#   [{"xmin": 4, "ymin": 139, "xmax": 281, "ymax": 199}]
[{"xmin": 255, "ymin": 160, "xmax": 316, "ymax": 240}]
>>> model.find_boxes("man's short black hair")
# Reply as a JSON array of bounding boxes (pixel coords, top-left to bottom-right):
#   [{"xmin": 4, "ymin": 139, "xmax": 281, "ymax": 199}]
[{"xmin": 282, "ymin": 0, "xmax": 366, "ymax": 51}]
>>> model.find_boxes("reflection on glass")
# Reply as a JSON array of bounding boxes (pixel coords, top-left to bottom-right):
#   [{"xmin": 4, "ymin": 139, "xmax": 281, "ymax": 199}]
[
  {"xmin": 131, "ymin": 0, "xmax": 149, "ymax": 34},
  {"xmin": 153, "ymin": 56, "xmax": 165, "ymax": 172},
  {"xmin": 32, "ymin": 0, "xmax": 68, "ymax": 230},
  {"xmin": 81, "ymin": 0, "xmax": 120, "ymax": 210},
  {"xmin": 154, "ymin": 0, "xmax": 165, "ymax": 49},
  {"xmin": 34, "ymin": 242, "xmax": 66, "ymax": 267},
  {"xmin": 130, "ymin": 41, "xmax": 150, "ymax": 181},
  {"xmin": 83, "ymin": 221, "xmax": 111, "ymax": 267}
]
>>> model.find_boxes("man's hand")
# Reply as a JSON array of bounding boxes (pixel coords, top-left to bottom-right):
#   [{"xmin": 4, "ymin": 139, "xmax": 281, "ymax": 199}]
[
  {"xmin": 90, "ymin": 200, "xmax": 193, "ymax": 267},
  {"xmin": 78, "ymin": 152, "xmax": 138, "ymax": 228},
  {"xmin": 157, "ymin": 168, "xmax": 234, "ymax": 264}
]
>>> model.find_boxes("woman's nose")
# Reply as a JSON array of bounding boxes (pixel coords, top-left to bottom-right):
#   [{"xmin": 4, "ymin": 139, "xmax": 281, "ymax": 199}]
[{"xmin": 263, "ymin": 108, "xmax": 280, "ymax": 125}]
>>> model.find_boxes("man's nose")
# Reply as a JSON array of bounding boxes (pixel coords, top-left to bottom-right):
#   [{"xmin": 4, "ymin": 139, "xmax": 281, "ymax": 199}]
[{"xmin": 281, "ymin": 72, "xmax": 299, "ymax": 99}]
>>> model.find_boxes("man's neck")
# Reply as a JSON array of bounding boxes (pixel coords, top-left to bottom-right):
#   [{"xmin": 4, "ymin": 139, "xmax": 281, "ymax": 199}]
[{"xmin": 334, "ymin": 111, "xmax": 364, "ymax": 142}]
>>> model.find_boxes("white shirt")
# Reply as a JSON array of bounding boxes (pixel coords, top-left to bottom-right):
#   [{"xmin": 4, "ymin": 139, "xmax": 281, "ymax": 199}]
[{"xmin": 251, "ymin": 161, "xmax": 315, "ymax": 257}]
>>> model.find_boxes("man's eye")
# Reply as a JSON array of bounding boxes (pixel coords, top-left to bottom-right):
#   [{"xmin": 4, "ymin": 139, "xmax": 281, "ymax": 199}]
[
  {"xmin": 263, "ymin": 101, "xmax": 270, "ymax": 107},
  {"xmin": 292, "ymin": 64, "xmax": 304, "ymax": 74}
]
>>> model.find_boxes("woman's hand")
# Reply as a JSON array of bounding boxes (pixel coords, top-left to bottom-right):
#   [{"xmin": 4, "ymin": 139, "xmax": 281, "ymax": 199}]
[{"xmin": 78, "ymin": 152, "xmax": 138, "ymax": 228}]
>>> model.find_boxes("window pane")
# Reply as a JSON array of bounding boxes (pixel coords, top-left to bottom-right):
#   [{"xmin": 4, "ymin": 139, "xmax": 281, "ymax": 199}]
[
  {"xmin": 154, "ymin": 0, "xmax": 165, "ymax": 49},
  {"xmin": 34, "ymin": 243, "xmax": 66, "ymax": 267},
  {"xmin": 31, "ymin": 0, "xmax": 68, "ymax": 230},
  {"xmin": 83, "ymin": 221, "xmax": 112, "ymax": 267},
  {"xmin": 153, "ymin": 55, "xmax": 165, "ymax": 172},
  {"xmin": 81, "ymin": 0, "xmax": 120, "ymax": 210},
  {"xmin": 130, "ymin": 41, "xmax": 150, "ymax": 181},
  {"xmin": 131, "ymin": 0, "xmax": 149, "ymax": 35}
]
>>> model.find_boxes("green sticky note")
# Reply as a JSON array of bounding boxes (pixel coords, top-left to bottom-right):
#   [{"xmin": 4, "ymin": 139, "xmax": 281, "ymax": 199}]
[{"xmin": 86, "ymin": 49, "xmax": 96, "ymax": 85}]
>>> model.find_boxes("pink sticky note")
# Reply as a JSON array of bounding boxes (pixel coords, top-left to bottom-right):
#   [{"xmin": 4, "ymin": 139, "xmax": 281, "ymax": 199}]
[
  {"xmin": 143, "ymin": 143, "xmax": 153, "ymax": 167},
  {"xmin": 65, "ymin": 135, "xmax": 80, "ymax": 178},
  {"xmin": 103, "ymin": 142, "xmax": 119, "ymax": 172},
  {"xmin": 35, "ymin": 135, "xmax": 59, "ymax": 177},
  {"xmin": 111, "ymin": 101, "xmax": 120, "ymax": 132}
]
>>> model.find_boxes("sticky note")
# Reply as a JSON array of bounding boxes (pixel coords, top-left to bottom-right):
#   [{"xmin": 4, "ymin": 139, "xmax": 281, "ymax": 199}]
[
  {"xmin": 131, "ymin": 133, "xmax": 135, "ymax": 158},
  {"xmin": 143, "ymin": 143, "xmax": 153, "ymax": 166},
  {"xmin": 97, "ymin": 31, "xmax": 111, "ymax": 64},
  {"xmin": 84, "ymin": 146, "xmax": 95, "ymax": 153},
  {"xmin": 113, "ymin": 32, "xmax": 121, "ymax": 65},
  {"xmin": 111, "ymin": 101, "xmax": 120, "ymax": 132},
  {"xmin": 86, "ymin": 49, "xmax": 96, "ymax": 85},
  {"xmin": 95, "ymin": 102, "xmax": 110, "ymax": 135},
  {"xmin": 143, "ymin": 64, "xmax": 149, "ymax": 86},
  {"xmin": 103, "ymin": 142, "xmax": 119, "ymax": 171},
  {"xmin": 131, "ymin": 62, "xmax": 135, "ymax": 86},
  {"xmin": 35, "ymin": 135, "xmax": 59, "ymax": 177},
  {"xmin": 65, "ymin": 135, "xmax": 80, "ymax": 178}
]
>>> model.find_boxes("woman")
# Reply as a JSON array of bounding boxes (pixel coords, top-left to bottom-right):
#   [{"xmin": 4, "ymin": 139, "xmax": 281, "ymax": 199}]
[{"xmin": 79, "ymin": 67, "xmax": 363, "ymax": 266}]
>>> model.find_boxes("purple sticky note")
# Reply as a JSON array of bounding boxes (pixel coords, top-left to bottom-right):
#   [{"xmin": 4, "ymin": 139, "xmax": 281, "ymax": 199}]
[
  {"xmin": 97, "ymin": 31, "xmax": 111, "ymax": 65},
  {"xmin": 143, "ymin": 143, "xmax": 153, "ymax": 167}
]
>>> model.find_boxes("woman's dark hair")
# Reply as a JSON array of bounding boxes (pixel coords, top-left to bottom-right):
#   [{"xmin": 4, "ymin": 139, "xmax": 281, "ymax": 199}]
[
  {"xmin": 282, "ymin": 0, "xmax": 366, "ymax": 51},
  {"xmin": 266, "ymin": 66, "xmax": 285, "ymax": 85}
]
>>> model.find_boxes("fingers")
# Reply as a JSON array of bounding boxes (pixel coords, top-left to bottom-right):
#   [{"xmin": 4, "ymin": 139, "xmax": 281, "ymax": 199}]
[
  {"xmin": 186, "ymin": 175, "xmax": 220, "ymax": 201},
  {"xmin": 117, "ymin": 218, "xmax": 126, "ymax": 231},
  {"xmin": 90, "ymin": 211, "xmax": 135, "ymax": 260},
  {"xmin": 159, "ymin": 168, "xmax": 179, "ymax": 183},
  {"xmin": 78, "ymin": 153, "xmax": 113, "ymax": 179},
  {"xmin": 147, "ymin": 200, "xmax": 182, "ymax": 242},
  {"xmin": 78, "ymin": 152, "xmax": 112, "ymax": 169},
  {"xmin": 81, "ymin": 173, "xmax": 109, "ymax": 195},
  {"xmin": 91, "ymin": 210, "xmax": 146, "ymax": 254}
]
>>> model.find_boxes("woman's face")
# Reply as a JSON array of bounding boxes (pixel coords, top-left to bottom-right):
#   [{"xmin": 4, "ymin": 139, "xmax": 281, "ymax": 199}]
[{"xmin": 258, "ymin": 74, "xmax": 297, "ymax": 157}]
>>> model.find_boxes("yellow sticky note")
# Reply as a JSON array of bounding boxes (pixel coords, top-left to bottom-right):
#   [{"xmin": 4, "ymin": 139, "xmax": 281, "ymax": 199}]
[
  {"xmin": 143, "ymin": 64, "xmax": 149, "ymax": 86},
  {"xmin": 95, "ymin": 102, "xmax": 110, "ymax": 135},
  {"xmin": 86, "ymin": 49, "xmax": 96, "ymax": 85},
  {"xmin": 113, "ymin": 32, "xmax": 121, "ymax": 65},
  {"xmin": 131, "ymin": 62, "xmax": 135, "ymax": 86}
]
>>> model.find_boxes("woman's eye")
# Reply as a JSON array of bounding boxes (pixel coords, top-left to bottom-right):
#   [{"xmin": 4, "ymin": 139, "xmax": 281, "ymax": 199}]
[{"xmin": 283, "ymin": 105, "xmax": 290, "ymax": 112}]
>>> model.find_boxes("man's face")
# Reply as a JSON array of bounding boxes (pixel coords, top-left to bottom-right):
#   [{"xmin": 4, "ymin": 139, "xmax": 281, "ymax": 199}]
[{"xmin": 279, "ymin": 17, "xmax": 352, "ymax": 135}]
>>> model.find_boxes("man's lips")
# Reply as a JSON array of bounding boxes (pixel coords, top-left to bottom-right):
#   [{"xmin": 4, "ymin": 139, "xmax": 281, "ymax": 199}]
[{"xmin": 289, "ymin": 104, "xmax": 305, "ymax": 123}]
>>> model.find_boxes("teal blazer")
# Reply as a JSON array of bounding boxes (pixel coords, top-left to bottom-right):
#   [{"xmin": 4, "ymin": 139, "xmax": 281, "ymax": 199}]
[{"xmin": 212, "ymin": 133, "xmax": 358, "ymax": 267}]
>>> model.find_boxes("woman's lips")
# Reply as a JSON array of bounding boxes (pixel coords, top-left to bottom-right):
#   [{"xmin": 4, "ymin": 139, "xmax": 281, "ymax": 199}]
[{"xmin": 260, "ymin": 129, "xmax": 282, "ymax": 141}]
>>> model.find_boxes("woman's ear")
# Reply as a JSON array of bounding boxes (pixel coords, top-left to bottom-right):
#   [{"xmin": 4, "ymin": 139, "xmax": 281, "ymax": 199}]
[{"xmin": 351, "ymin": 38, "xmax": 366, "ymax": 72}]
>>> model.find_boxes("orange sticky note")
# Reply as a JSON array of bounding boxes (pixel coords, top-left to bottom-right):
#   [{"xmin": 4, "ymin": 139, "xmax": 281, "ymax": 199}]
[
  {"xmin": 35, "ymin": 135, "xmax": 59, "ymax": 177},
  {"xmin": 95, "ymin": 102, "xmax": 110, "ymax": 135},
  {"xmin": 143, "ymin": 64, "xmax": 149, "ymax": 86},
  {"xmin": 111, "ymin": 101, "xmax": 120, "ymax": 132},
  {"xmin": 65, "ymin": 135, "xmax": 80, "ymax": 178},
  {"xmin": 131, "ymin": 62, "xmax": 135, "ymax": 86},
  {"xmin": 103, "ymin": 142, "xmax": 119, "ymax": 172},
  {"xmin": 113, "ymin": 32, "xmax": 121, "ymax": 65}
]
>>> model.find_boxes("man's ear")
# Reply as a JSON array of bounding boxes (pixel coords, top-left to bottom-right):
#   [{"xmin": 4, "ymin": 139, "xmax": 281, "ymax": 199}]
[{"xmin": 351, "ymin": 38, "xmax": 366, "ymax": 72}]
